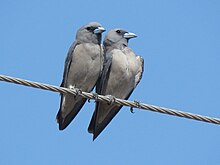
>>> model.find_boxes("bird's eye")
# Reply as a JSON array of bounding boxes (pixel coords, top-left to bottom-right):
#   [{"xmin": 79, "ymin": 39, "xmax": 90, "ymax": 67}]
[
  {"xmin": 86, "ymin": 27, "xmax": 91, "ymax": 31},
  {"xmin": 116, "ymin": 30, "xmax": 121, "ymax": 34}
]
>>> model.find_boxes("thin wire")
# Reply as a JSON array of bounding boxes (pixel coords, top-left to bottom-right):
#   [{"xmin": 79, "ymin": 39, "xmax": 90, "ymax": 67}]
[{"xmin": 0, "ymin": 74, "xmax": 220, "ymax": 125}]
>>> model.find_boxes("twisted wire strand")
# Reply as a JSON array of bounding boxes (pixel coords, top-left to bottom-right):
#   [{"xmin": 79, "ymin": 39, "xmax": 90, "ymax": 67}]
[{"xmin": 0, "ymin": 74, "xmax": 220, "ymax": 125}]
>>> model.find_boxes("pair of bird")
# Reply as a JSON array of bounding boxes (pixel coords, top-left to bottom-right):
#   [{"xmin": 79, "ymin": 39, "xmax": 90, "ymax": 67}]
[{"xmin": 56, "ymin": 22, "xmax": 144, "ymax": 140}]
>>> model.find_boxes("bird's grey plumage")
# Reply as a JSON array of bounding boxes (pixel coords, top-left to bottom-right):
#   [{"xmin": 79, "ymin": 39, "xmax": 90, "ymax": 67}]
[
  {"xmin": 56, "ymin": 22, "xmax": 105, "ymax": 130},
  {"xmin": 88, "ymin": 29, "xmax": 144, "ymax": 140}
]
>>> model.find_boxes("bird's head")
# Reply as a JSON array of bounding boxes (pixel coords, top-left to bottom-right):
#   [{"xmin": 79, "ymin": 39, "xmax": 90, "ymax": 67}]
[
  {"xmin": 103, "ymin": 28, "xmax": 137, "ymax": 50},
  {"xmin": 76, "ymin": 22, "xmax": 105, "ymax": 45}
]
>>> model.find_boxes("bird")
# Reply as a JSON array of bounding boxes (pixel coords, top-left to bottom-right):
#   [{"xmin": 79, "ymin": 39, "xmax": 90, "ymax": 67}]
[
  {"xmin": 88, "ymin": 28, "xmax": 144, "ymax": 140},
  {"xmin": 56, "ymin": 22, "xmax": 106, "ymax": 130}
]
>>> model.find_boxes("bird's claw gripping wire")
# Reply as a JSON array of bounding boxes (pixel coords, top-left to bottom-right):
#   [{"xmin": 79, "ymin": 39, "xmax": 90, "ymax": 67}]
[
  {"xmin": 88, "ymin": 92, "xmax": 98, "ymax": 103},
  {"xmin": 107, "ymin": 95, "xmax": 116, "ymax": 105},
  {"xmin": 130, "ymin": 107, "xmax": 135, "ymax": 113},
  {"xmin": 92, "ymin": 92, "xmax": 99, "ymax": 100},
  {"xmin": 74, "ymin": 88, "xmax": 82, "ymax": 99},
  {"xmin": 130, "ymin": 100, "xmax": 141, "ymax": 113},
  {"xmin": 134, "ymin": 100, "xmax": 141, "ymax": 109}
]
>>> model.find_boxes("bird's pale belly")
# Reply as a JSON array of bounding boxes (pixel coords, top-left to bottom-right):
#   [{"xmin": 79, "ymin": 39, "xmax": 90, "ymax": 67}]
[
  {"xmin": 106, "ymin": 68, "xmax": 134, "ymax": 99},
  {"xmin": 67, "ymin": 44, "xmax": 102, "ymax": 92}
]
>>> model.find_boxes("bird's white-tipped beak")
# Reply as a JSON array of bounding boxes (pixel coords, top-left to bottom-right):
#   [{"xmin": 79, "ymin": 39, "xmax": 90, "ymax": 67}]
[
  {"xmin": 124, "ymin": 32, "xmax": 137, "ymax": 39},
  {"xmin": 93, "ymin": 26, "xmax": 106, "ymax": 34}
]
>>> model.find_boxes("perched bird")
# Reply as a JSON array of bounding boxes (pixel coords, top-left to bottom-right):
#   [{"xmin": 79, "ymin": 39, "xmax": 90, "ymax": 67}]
[
  {"xmin": 88, "ymin": 29, "xmax": 144, "ymax": 140},
  {"xmin": 56, "ymin": 22, "xmax": 105, "ymax": 130}
]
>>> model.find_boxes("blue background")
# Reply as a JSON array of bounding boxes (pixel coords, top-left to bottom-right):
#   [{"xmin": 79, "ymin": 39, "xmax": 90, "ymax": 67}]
[{"xmin": 0, "ymin": 0, "xmax": 220, "ymax": 164}]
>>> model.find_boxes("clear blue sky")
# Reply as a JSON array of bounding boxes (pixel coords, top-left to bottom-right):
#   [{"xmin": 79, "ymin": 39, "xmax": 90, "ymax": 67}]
[{"xmin": 0, "ymin": 0, "xmax": 220, "ymax": 164}]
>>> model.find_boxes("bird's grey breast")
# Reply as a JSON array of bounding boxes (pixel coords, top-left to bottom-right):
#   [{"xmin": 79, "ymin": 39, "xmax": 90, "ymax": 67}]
[
  {"xmin": 111, "ymin": 48, "xmax": 138, "ymax": 80},
  {"xmin": 105, "ymin": 49, "xmax": 138, "ymax": 98},
  {"xmin": 67, "ymin": 43, "xmax": 103, "ymax": 91}
]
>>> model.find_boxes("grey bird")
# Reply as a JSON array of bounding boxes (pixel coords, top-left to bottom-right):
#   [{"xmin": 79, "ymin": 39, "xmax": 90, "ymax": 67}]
[
  {"xmin": 56, "ymin": 22, "xmax": 105, "ymax": 130},
  {"xmin": 88, "ymin": 29, "xmax": 144, "ymax": 140}
]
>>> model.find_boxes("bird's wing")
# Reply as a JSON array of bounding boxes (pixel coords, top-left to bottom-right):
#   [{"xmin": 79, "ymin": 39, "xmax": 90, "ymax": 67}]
[
  {"xmin": 135, "ymin": 55, "xmax": 144, "ymax": 87},
  {"xmin": 88, "ymin": 52, "xmax": 113, "ymax": 134},
  {"xmin": 56, "ymin": 41, "xmax": 89, "ymax": 130},
  {"xmin": 57, "ymin": 98, "xmax": 87, "ymax": 130},
  {"xmin": 60, "ymin": 41, "xmax": 77, "ymax": 87},
  {"xmin": 124, "ymin": 55, "xmax": 144, "ymax": 100}
]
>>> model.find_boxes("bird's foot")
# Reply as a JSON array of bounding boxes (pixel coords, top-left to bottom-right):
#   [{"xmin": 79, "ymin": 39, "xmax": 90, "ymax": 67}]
[
  {"xmin": 93, "ymin": 92, "xmax": 99, "ymax": 101},
  {"xmin": 106, "ymin": 95, "xmax": 116, "ymax": 105},
  {"xmin": 69, "ymin": 85, "xmax": 75, "ymax": 90},
  {"xmin": 74, "ymin": 88, "xmax": 82, "ymax": 99},
  {"xmin": 130, "ymin": 107, "xmax": 135, "ymax": 113},
  {"xmin": 69, "ymin": 85, "xmax": 78, "ymax": 98},
  {"xmin": 130, "ymin": 100, "xmax": 141, "ymax": 114},
  {"xmin": 88, "ymin": 92, "xmax": 98, "ymax": 103}
]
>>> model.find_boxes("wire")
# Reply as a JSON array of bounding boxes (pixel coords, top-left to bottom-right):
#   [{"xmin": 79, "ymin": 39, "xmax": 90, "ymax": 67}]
[{"xmin": 0, "ymin": 74, "xmax": 220, "ymax": 125}]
